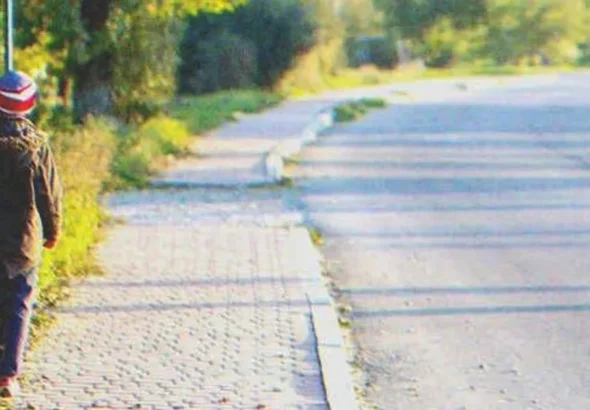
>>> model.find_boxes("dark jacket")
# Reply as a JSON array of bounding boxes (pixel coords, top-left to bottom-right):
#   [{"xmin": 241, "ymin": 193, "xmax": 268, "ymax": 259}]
[{"xmin": 0, "ymin": 116, "xmax": 62, "ymax": 279}]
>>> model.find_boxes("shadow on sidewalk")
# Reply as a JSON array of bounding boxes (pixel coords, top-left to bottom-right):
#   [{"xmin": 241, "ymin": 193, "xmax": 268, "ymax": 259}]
[
  {"xmin": 74, "ymin": 276, "xmax": 318, "ymax": 289},
  {"xmin": 57, "ymin": 299, "xmax": 311, "ymax": 314}
]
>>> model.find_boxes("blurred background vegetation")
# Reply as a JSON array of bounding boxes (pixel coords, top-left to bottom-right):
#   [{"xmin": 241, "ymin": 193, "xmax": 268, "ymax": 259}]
[
  {"xmin": 5, "ymin": 0, "xmax": 590, "ymax": 334},
  {"xmin": 13, "ymin": 0, "xmax": 590, "ymax": 125}
]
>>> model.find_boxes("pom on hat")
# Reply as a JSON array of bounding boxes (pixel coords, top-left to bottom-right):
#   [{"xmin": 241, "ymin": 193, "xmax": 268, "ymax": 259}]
[{"xmin": 0, "ymin": 71, "xmax": 37, "ymax": 117}]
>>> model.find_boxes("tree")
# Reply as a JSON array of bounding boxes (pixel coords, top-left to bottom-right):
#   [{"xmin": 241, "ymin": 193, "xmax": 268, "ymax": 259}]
[
  {"xmin": 375, "ymin": 0, "xmax": 486, "ymax": 40},
  {"xmin": 14, "ymin": 0, "xmax": 247, "ymax": 120},
  {"xmin": 482, "ymin": 0, "xmax": 587, "ymax": 65},
  {"xmin": 341, "ymin": 0, "xmax": 384, "ymax": 38},
  {"xmin": 374, "ymin": 0, "xmax": 589, "ymax": 67},
  {"xmin": 374, "ymin": 0, "xmax": 486, "ymax": 62},
  {"xmin": 178, "ymin": 0, "xmax": 316, "ymax": 94}
]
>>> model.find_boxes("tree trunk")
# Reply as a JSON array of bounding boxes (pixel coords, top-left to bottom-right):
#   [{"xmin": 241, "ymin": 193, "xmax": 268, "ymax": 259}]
[
  {"xmin": 73, "ymin": 0, "xmax": 113, "ymax": 121},
  {"xmin": 58, "ymin": 77, "xmax": 70, "ymax": 107},
  {"xmin": 73, "ymin": 54, "xmax": 113, "ymax": 121}
]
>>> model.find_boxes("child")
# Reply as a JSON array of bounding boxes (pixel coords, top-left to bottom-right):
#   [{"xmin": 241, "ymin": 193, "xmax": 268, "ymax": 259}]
[{"xmin": 0, "ymin": 70, "xmax": 62, "ymax": 398}]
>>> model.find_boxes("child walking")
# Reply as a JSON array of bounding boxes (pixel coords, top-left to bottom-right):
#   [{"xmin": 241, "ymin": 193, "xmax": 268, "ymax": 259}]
[{"xmin": 0, "ymin": 70, "xmax": 62, "ymax": 398}]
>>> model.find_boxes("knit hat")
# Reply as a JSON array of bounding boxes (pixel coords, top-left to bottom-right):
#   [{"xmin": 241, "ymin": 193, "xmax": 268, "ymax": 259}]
[{"xmin": 0, "ymin": 71, "xmax": 37, "ymax": 117}]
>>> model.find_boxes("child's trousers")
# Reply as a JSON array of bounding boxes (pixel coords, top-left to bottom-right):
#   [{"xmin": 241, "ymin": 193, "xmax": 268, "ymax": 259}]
[{"xmin": 0, "ymin": 268, "xmax": 36, "ymax": 378}]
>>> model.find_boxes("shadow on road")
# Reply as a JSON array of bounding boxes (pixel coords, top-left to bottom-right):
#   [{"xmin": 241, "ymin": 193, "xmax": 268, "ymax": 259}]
[
  {"xmin": 351, "ymin": 303, "xmax": 590, "ymax": 318},
  {"xmin": 293, "ymin": 100, "xmax": 590, "ymax": 247},
  {"xmin": 342, "ymin": 285, "xmax": 590, "ymax": 295},
  {"xmin": 328, "ymin": 103, "xmax": 590, "ymax": 135}
]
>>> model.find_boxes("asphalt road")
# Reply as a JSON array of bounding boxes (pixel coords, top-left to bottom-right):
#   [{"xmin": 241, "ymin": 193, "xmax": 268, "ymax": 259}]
[{"xmin": 293, "ymin": 73, "xmax": 590, "ymax": 410}]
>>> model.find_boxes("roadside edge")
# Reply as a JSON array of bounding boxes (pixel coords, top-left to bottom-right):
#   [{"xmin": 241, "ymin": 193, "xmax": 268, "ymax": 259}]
[
  {"xmin": 293, "ymin": 228, "xmax": 361, "ymax": 410},
  {"xmin": 264, "ymin": 107, "xmax": 335, "ymax": 182}
]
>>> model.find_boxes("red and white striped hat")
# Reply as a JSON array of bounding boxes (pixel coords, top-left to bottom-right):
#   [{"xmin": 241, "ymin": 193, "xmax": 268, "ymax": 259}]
[{"xmin": 0, "ymin": 71, "xmax": 37, "ymax": 117}]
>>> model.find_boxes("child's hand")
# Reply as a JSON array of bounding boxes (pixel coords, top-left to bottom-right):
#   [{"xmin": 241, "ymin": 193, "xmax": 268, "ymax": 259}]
[{"xmin": 43, "ymin": 237, "xmax": 58, "ymax": 249}]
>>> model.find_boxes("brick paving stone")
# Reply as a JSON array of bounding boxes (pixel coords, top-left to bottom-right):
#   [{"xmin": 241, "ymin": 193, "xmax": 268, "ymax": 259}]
[{"xmin": 14, "ymin": 188, "xmax": 329, "ymax": 410}]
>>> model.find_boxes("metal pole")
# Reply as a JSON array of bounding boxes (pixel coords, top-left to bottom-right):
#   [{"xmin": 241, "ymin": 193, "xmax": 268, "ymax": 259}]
[{"xmin": 4, "ymin": 0, "xmax": 13, "ymax": 73}]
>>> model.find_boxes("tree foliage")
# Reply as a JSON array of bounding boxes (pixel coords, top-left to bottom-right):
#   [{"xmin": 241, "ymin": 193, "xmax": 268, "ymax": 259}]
[
  {"xmin": 482, "ymin": 0, "xmax": 586, "ymax": 64},
  {"xmin": 11, "ymin": 0, "xmax": 245, "ymax": 119},
  {"xmin": 6, "ymin": 0, "xmax": 590, "ymax": 123},
  {"xmin": 375, "ymin": 0, "xmax": 486, "ymax": 40},
  {"xmin": 341, "ymin": 0, "xmax": 384, "ymax": 38},
  {"xmin": 178, "ymin": 0, "xmax": 316, "ymax": 94},
  {"xmin": 375, "ymin": 0, "xmax": 590, "ymax": 67}
]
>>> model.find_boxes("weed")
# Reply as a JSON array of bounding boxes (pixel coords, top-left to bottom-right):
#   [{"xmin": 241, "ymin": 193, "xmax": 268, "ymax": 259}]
[
  {"xmin": 169, "ymin": 90, "xmax": 282, "ymax": 134},
  {"xmin": 334, "ymin": 98, "xmax": 388, "ymax": 123},
  {"xmin": 359, "ymin": 97, "xmax": 387, "ymax": 108},
  {"xmin": 334, "ymin": 103, "xmax": 361, "ymax": 122},
  {"xmin": 338, "ymin": 317, "xmax": 352, "ymax": 328},
  {"xmin": 277, "ymin": 176, "xmax": 295, "ymax": 188},
  {"xmin": 307, "ymin": 226, "xmax": 325, "ymax": 246}
]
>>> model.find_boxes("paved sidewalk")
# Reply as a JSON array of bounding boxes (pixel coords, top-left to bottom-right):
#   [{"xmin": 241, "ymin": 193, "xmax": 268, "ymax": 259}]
[
  {"xmin": 152, "ymin": 100, "xmax": 337, "ymax": 187},
  {"xmin": 16, "ymin": 190, "xmax": 329, "ymax": 410}
]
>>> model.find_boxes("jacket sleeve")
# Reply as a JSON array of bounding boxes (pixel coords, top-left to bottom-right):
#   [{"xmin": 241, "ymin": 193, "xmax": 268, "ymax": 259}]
[{"xmin": 34, "ymin": 143, "xmax": 63, "ymax": 241}]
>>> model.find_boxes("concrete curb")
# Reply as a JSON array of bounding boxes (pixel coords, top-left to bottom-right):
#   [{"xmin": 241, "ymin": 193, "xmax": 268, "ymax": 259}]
[
  {"xmin": 308, "ymin": 290, "xmax": 361, "ymax": 410},
  {"xmin": 264, "ymin": 105, "xmax": 360, "ymax": 409},
  {"xmin": 264, "ymin": 107, "xmax": 336, "ymax": 182},
  {"xmin": 296, "ymin": 229, "xmax": 361, "ymax": 410}
]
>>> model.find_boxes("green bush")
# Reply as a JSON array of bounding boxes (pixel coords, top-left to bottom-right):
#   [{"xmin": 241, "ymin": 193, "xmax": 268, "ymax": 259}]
[
  {"xmin": 114, "ymin": 100, "xmax": 165, "ymax": 125},
  {"xmin": 38, "ymin": 118, "xmax": 116, "ymax": 298},
  {"xmin": 109, "ymin": 5, "xmax": 181, "ymax": 117},
  {"xmin": 334, "ymin": 98, "xmax": 387, "ymax": 122},
  {"xmin": 350, "ymin": 101, "xmax": 368, "ymax": 115},
  {"xmin": 346, "ymin": 36, "xmax": 397, "ymax": 68},
  {"xmin": 170, "ymin": 90, "xmax": 282, "ymax": 134},
  {"xmin": 334, "ymin": 104, "xmax": 359, "ymax": 122},
  {"xmin": 359, "ymin": 97, "xmax": 387, "ymax": 108},
  {"xmin": 179, "ymin": 31, "xmax": 259, "ymax": 95},
  {"xmin": 138, "ymin": 116, "xmax": 191, "ymax": 156},
  {"xmin": 177, "ymin": 0, "xmax": 316, "ymax": 94},
  {"xmin": 109, "ymin": 116, "xmax": 190, "ymax": 189},
  {"xmin": 422, "ymin": 18, "xmax": 462, "ymax": 68},
  {"xmin": 334, "ymin": 102, "xmax": 365, "ymax": 122},
  {"xmin": 44, "ymin": 106, "xmax": 77, "ymax": 133},
  {"xmin": 110, "ymin": 150, "xmax": 151, "ymax": 189}
]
